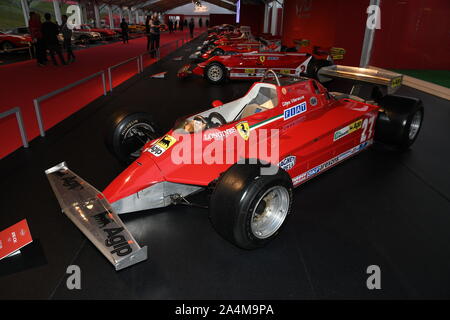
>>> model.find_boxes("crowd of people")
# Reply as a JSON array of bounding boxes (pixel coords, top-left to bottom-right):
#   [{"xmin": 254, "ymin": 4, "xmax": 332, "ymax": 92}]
[
  {"xmin": 28, "ymin": 12, "xmax": 75, "ymax": 67},
  {"xmin": 28, "ymin": 12, "xmax": 209, "ymax": 66}
]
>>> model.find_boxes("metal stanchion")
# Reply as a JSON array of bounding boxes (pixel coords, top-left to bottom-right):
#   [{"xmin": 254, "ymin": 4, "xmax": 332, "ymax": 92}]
[
  {"xmin": 0, "ymin": 107, "xmax": 29, "ymax": 148},
  {"xmin": 33, "ymin": 70, "xmax": 107, "ymax": 137}
]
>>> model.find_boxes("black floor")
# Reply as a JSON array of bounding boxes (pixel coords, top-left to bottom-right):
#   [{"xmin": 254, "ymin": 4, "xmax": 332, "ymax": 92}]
[{"xmin": 1, "ymin": 35, "xmax": 449, "ymax": 299}]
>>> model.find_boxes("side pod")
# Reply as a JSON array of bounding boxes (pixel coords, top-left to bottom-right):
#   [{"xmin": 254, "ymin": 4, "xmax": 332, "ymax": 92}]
[{"xmin": 45, "ymin": 162, "xmax": 147, "ymax": 271}]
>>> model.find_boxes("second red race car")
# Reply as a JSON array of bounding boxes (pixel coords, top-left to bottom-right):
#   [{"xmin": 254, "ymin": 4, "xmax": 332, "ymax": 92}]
[
  {"xmin": 46, "ymin": 66, "xmax": 423, "ymax": 270},
  {"xmin": 178, "ymin": 50, "xmax": 332, "ymax": 84}
]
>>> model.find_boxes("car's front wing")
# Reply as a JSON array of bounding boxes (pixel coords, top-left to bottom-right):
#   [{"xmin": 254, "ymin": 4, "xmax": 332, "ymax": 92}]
[{"xmin": 45, "ymin": 162, "xmax": 147, "ymax": 271}]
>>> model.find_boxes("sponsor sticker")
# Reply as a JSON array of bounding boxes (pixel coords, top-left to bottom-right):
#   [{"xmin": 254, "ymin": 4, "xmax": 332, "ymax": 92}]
[
  {"xmin": 245, "ymin": 68, "xmax": 256, "ymax": 73},
  {"xmin": 310, "ymin": 96, "xmax": 318, "ymax": 106},
  {"xmin": 268, "ymin": 56, "xmax": 280, "ymax": 60},
  {"xmin": 203, "ymin": 128, "xmax": 237, "ymax": 141},
  {"xmin": 149, "ymin": 134, "xmax": 177, "ymax": 157},
  {"xmin": 279, "ymin": 156, "xmax": 296, "ymax": 171},
  {"xmin": 236, "ymin": 121, "xmax": 250, "ymax": 140},
  {"xmin": 292, "ymin": 140, "xmax": 372, "ymax": 185},
  {"xmin": 284, "ymin": 101, "xmax": 307, "ymax": 120},
  {"xmin": 333, "ymin": 119, "xmax": 363, "ymax": 141},
  {"xmin": 259, "ymin": 56, "xmax": 266, "ymax": 63}
]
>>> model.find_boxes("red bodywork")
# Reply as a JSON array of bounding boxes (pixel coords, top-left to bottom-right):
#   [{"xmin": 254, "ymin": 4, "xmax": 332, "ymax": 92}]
[
  {"xmin": 103, "ymin": 78, "xmax": 379, "ymax": 206},
  {"xmin": 184, "ymin": 52, "xmax": 324, "ymax": 80},
  {"xmin": 0, "ymin": 32, "xmax": 31, "ymax": 49},
  {"xmin": 76, "ymin": 24, "xmax": 116, "ymax": 37}
]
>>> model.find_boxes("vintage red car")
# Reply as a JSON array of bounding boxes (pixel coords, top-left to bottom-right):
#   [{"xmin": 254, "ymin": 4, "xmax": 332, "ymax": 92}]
[
  {"xmin": 179, "ymin": 51, "xmax": 332, "ymax": 83},
  {"xmin": 0, "ymin": 31, "xmax": 31, "ymax": 51},
  {"xmin": 46, "ymin": 67, "xmax": 423, "ymax": 270},
  {"xmin": 75, "ymin": 24, "xmax": 116, "ymax": 39}
]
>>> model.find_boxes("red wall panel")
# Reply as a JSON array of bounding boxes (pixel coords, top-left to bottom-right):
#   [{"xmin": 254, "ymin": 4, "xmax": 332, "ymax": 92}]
[
  {"xmin": 371, "ymin": 0, "xmax": 450, "ymax": 69},
  {"xmin": 282, "ymin": 0, "xmax": 450, "ymax": 69}
]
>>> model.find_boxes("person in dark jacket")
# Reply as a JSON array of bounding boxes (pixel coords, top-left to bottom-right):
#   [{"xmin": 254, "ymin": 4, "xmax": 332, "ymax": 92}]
[
  {"xmin": 28, "ymin": 12, "xmax": 46, "ymax": 66},
  {"xmin": 120, "ymin": 18, "xmax": 129, "ymax": 43},
  {"xmin": 41, "ymin": 12, "xmax": 66, "ymax": 65},
  {"xmin": 199, "ymin": 18, "xmax": 202, "ymax": 28},
  {"xmin": 61, "ymin": 14, "xmax": 75, "ymax": 63},
  {"xmin": 168, "ymin": 19, "xmax": 173, "ymax": 33},
  {"xmin": 149, "ymin": 13, "xmax": 160, "ymax": 58},
  {"xmin": 145, "ymin": 15, "xmax": 151, "ymax": 51},
  {"xmin": 189, "ymin": 18, "xmax": 195, "ymax": 38}
]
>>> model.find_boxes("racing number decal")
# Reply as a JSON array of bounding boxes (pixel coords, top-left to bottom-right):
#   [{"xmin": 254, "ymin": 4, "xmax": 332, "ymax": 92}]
[{"xmin": 361, "ymin": 115, "xmax": 376, "ymax": 142}]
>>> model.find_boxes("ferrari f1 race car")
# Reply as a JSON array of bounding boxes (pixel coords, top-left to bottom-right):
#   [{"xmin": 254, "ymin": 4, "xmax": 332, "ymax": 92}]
[
  {"xmin": 46, "ymin": 66, "xmax": 423, "ymax": 270},
  {"xmin": 178, "ymin": 51, "xmax": 332, "ymax": 84}
]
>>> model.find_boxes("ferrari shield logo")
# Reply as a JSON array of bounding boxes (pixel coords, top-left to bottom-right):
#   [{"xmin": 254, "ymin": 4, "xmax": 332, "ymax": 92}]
[
  {"xmin": 259, "ymin": 56, "xmax": 266, "ymax": 63},
  {"xmin": 236, "ymin": 121, "xmax": 250, "ymax": 140}
]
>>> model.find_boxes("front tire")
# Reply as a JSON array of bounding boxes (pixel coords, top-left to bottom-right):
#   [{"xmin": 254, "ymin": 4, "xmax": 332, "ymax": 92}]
[
  {"xmin": 209, "ymin": 162, "xmax": 293, "ymax": 249},
  {"xmin": 205, "ymin": 62, "xmax": 226, "ymax": 84},
  {"xmin": 105, "ymin": 111, "xmax": 159, "ymax": 163}
]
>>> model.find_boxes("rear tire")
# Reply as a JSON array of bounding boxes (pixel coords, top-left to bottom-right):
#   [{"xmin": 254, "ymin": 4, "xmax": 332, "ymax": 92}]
[
  {"xmin": 205, "ymin": 62, "xmax": 226, "ymax": 84},
  {"xmin": 105, "ymin": 111, "xmax": 159, "ymax": 163},
  {"xmin": 209, "ymin": 162, "xmax": 293, "ymax": 249},
  {"xmin": 307, "ymin": 58, "xmax": 332, "ymax": 79},
  {"xmin": 375, "ymin": 95, "xmax": 424, "ymax": 150}
]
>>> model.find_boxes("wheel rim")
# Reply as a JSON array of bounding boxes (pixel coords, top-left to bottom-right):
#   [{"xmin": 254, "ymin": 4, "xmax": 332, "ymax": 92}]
[
  {"xmin": 3, "ymin": 42, "xmax": 13, "ymax": 50},
  {"xmin": 409, "ymin": 110, "xmax": 422, "ymax": 140},
  {"xmin": 207, "ymin": 65, "xmax": 223, "ymax": 81},
  {"xmin": 251, "ymin": 186, "xmax": 290, "ymax": 239},
  {"xmin": 122, "ymin": 122, "xmax": 156, "ymax": 157}
]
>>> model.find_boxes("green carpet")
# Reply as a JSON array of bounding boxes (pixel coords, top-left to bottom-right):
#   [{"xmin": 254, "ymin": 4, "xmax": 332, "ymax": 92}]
[{"xmin": 392, "ymin": 69, "xmax": 450, "ymax": 88}]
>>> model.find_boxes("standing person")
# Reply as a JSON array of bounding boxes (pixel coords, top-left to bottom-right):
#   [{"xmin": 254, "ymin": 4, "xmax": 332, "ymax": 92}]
[
  {"xmin": 174, "ymin": 20, "xmax": 178, "ymax": 31},
  {"xmin": 199, "ymin": 18, "xmax": 202, "ymax": 28},
  {"xmin": 145, "ymin": 15, "xmax": 151, "ymax": 51},
  {"xmin": 120, "ymin": 18, "xmax": 129, "ymax": 44},
  {"xmin": 28, "ymin": 12, "xmax": 46, "ymax": 66},
  {"xmin": 149, "ymin": 13, "xmax": 160, "ymax": 58},
  {"xmin": 189, "ymin": 18, "xmax": 195, "ymax": 38},
  {"xmin": 41, "ymin": 13, "xmax": 66, "ymax": 65},
  {"xmin": 61, "ymin": 15, "xmax": 75, "ymax": 63},
  {"xmin": 168, "ymin": 19, "xmax": 173, "ymax": 33},
  {"xmin": 206, "ymin": 19, "xmax": 209, "ymax": 28},
  {"xmin": 179, "ymin": 18, "xmax": 184, "ymax": 31}
]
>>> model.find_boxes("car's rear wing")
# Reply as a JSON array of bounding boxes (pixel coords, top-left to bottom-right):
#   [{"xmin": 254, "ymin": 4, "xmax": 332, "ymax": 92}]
[
  {"xmin": 318, "ymin": 65, "xmax": 403, "ymax": 94},
  {"xmin": 45, "ymin": 162, "xmax": 147, "ymax": 271}
]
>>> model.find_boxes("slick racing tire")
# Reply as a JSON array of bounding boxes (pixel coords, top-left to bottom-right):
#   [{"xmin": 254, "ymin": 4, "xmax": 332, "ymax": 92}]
[
  {"xmin": 205, "ymin": 62, "xmax": 226, "ymax": 84},
  {"xmin": 307, "ymin": 58, "xmax": 332, "ymax": 79},
  {"xmin": 374, "ymin": 94, "xmax": 424, "ymax": 150},
  {"xmin": 105, "ymin": 111, "xmax": 159, "ymax": 163},
  {"xmin": 209, "ymin": 161, "xmax": 293, "ymax": 249}
]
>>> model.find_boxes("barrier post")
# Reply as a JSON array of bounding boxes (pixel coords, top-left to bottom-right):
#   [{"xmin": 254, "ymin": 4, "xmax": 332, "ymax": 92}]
[{"xmin": 0, "ymin": 107, "xmax": 29, "ymax": 148}]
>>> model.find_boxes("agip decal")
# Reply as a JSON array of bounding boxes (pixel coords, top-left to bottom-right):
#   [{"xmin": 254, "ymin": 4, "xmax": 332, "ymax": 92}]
[
  {"xmin": 333, "ymin": 119, "xmax": 363, "ymax": 141},
  {"xmin": 148, "ymin": 134, "xmax": 177, "ymax": 157}
]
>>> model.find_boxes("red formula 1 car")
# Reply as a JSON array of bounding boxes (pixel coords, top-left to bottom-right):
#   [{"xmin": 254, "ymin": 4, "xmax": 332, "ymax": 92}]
[
  {"xmin": 46, "ymin": 66, "xmax": 423, "ymax": 270},
  {"xmin": 178, "ymin": 51, "xmax": 332, "ymax": 84}
]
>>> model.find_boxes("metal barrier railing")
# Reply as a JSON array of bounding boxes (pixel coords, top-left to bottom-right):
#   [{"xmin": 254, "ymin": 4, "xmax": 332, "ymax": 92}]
[
  {"xmin": 33, "ymin": 70, "xmax": 107, "ymax": 137},
  {"xmin": 107, "ymin": 56, "xmax": 142, "ymax": 92},
  {"xmin": 0, "ymin": 107, "xmax": 28, "ymax": 148}
]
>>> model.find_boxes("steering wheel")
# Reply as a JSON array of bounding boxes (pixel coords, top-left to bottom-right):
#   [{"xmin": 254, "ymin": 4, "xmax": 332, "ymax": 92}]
[{"xmin": 208, "ymin": 112, "xmax": 227, "ymax": 127}]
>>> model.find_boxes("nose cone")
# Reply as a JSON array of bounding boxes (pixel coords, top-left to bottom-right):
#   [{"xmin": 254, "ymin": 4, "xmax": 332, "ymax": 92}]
[{"xmin": 103, "ymin": 155, "xmax": 164, "ymax": 203}]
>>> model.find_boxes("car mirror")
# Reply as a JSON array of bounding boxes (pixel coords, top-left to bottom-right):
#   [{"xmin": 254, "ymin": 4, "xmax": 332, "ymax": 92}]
[{"xmin": 212, "ymin": 100, "xmax": 223, "ymax": 108}]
